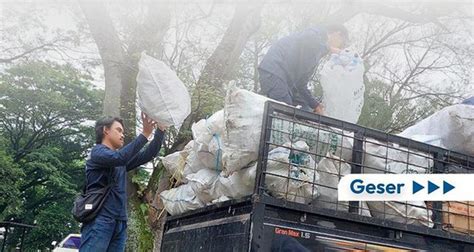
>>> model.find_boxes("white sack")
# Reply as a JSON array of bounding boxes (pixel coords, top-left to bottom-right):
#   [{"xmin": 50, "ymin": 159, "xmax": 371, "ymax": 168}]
[
  {"xmin": 161, "ymin": 140, "xmax": 194, "ymax": 182},
  {"xmin": 136, "ymin": 52, "xmax": 191, "ymax": 129},
  {"xmin": 186, "ymin": 169, "xmax": 219, "ymax": 203},
  {"xmin": 182, "ymin": 151, "xmax": 207, "ymax": 178},
  {"xmin": 313, "ymin": 154, "xmax": 371, "ymax": 216},
  {"xmin": 363, "ymin": 139, "xmax": 432, "ymax": 174},
  {"xmin": 192, "ymin": 110, "xmax": 224, "ymax": 144},
  {"xmin": 361, "ymin": 139, "xmax": 434, "ymax": 227},
  {"xmin": 162, "ymin": 151, "xmax": 186, "ymax": 181},
  {"xmin": 319, "ymin": 50, "xmax": 365, "ymax": 124},
  {"xmin": 399, "ymin": 104, "xmax": 474, "ymax": 156},
  {"xmin": 210, "ymin": 164, "xmax": 257, "ymax": 200},
  {"xmin": 191, "ymin": 110, "xmax": 225, "ymax": 170},
  {"xmin": 270, "ymin": 118, "xmax": 354, "ymax": 162},
  {"xmin": 367, "ymin": 201, "xmax": 433, "ymax": 228},
  {"xmin": 222, "ymin": 87, "xmax": 352, "ymax": 175},
  {"xmin": 222, "ymin": 87, "xmax": 274, "ymax": 175},
  {"xmin": 264, "ymin": 142, "xmax": 319, "ymax": 204},
  {"xmin": 160, "ymin": 184, "xmax": 205, "ymax": 216},
  {"xmin": 193, "ymin": 138, "xmax": 223, "ymax": 170}
]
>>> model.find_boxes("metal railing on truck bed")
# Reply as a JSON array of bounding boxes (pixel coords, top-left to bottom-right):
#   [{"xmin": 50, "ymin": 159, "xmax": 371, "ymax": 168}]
[{"xmin": 254, "ymin": 101, "xmax": 474, "ymax": 243}]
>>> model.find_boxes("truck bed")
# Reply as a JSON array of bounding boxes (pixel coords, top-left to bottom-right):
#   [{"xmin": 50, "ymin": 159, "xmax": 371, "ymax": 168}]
[
  {"xmin": 162, "ymin": 101, "xmax": 474, "ymax": 252},
  {"xmin": 162, "ymin": 195, "xmax": 474, "ymax": 251}
]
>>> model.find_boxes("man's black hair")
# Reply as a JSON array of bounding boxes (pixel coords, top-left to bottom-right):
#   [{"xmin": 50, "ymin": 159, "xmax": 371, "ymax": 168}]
[
  {"xmin": 325, "ymin": 23, "xmax": 349, "ymax": 46},
  {"xmin": 95, "ymin": 116, "xmax": 124, "ymax": 144}
]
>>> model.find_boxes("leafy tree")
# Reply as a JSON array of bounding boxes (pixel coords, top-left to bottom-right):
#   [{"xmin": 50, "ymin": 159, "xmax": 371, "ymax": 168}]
[
  {"xmin": 0, "ymin": 61, "xmax": 102, "ymax": 250},
  {"xmin": 0, "ymin": 138, "xmax": 23, "ymax": 220}
]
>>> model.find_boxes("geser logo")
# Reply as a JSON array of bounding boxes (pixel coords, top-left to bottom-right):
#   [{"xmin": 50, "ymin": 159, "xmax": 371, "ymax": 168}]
[
  {"xmin": 339, "ymin": 174, "xmax": 472, "ymax": 201},
  {"xmin": 350, "ymin": 179, "xmax": 405, "ymax": 194}
]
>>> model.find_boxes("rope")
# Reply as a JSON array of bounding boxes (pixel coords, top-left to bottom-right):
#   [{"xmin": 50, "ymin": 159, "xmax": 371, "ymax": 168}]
[
  {"xmin": 212, "ymin": 133, "xmax": 222, "ymax": 174},
  {"xmin": 205, "ymin": 115, "xmax": 222, "ymax": 174}
]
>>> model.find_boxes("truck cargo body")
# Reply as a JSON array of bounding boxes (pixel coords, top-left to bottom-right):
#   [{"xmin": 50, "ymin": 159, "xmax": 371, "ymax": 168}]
[{"xmin": 162, "ymin": 101, "xmax": 474, "ymax": 251}]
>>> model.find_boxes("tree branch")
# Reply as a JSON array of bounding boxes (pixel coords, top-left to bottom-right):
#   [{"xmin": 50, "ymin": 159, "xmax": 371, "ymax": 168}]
[{"xmin": 0, "ymin": 43, "xmax": 55, "ymax": 63}]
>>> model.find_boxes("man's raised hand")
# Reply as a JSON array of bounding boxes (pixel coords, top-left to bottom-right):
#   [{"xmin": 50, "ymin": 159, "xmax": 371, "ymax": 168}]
[
  {"xmin": 313, "ymin": 104, "xmax": 325, "ymax": 115},
  {"xmin": 141, "ymin": 112, "xmax": 157, "ymax": 138}
]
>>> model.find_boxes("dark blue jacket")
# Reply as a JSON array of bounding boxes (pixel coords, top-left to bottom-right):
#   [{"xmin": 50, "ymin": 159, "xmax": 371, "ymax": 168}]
[
  {"xmin": 259, "ymin": 27, "xmax": 329, "ymax": 109},
  {"xmin": 462, "ymin": 96, "xmax": 474, "ymax": 105},
  {"xmin": 85, "ymin": 129, "xmax": 165, "ymax": 220}
]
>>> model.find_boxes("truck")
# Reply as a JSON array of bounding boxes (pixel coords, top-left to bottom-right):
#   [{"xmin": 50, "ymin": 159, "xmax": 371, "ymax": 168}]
[
  {"xmin": 161, "ymin": 101, "xmax": 474, "ymax": 251},
  {"xmin": 51, "ymin": 234, "xmax": 81, "ymax": 252}
]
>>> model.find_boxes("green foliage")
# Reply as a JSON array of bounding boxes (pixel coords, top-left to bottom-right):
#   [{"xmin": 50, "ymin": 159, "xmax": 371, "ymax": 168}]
[
  {"xmin": 191, "ymin": 84, "xmax": 224, "ymax": 121},
  {"xmin": 0, "ymin": 61, "xmax": 102, "ymax": 250},
  {"xmin": 132, "ymin": 168, "xmax": 152, "ymax": 196},
  {"xmin": 23, "ymin": 202, "xmax": 81, "ymax": 249},
  {"xmin": 126, "ymin": 199, "xmax": 154, "ymax": 252},
  {"xmin": 357, "ymin": 79, "xmax": 395, "ymax": 130},
  {"xmin": 358, "ymin": 79, "xmax": 447, "ymax": 133},
  {"xmin": 0, "ymin": 140, "xmax": 23, "ymax": 220}
]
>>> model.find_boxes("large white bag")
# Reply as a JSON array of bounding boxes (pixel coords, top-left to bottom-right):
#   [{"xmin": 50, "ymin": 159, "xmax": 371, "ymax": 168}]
[
  {"xmin": 270, "ymin": 118, "xmax": 354, "ymax": 162},
  {"xmin": 222, "ymin": 87, "xmax": 277, "ymax": 175},
  {"xmin": 186, "ymin": 169, "xmax": 219, "ymax": 203},
  {"xmin": 161, "ymin": 140, "xmax": 194, "ymax": 183},
  {"xmin": 209, "ymin": 164, "xmax": 257, "ymax": 200},
  {"xmin": 319, "ymin": 50, "xmax": 365, "ymax": 124},
  {"xmin": 161, "ymin": 151, "xmax": 187, "ymax": 180},
  {"xmin": 314, "ymin": 154, "xmax": 351, "ymax": 209},
  {"xmin": 363, "ymin": 139, "xmax": 433, "ymax": 174},
  {"xmin": 399, "ymin": 104, "xmax": 474, "ymax": 156},
  {"xmin": 160, "ymin": 184, "xmax": 205, "ymax": 216},
  {"xmin": 313, "ymin": 154, "xmax": 371, "ymax": 216},
  {"xmin": 182, "ymin": 151, "xmax": 207, "ymax": 178},
  {"xmin": 361, "ymin": 139, "xmax": 434, "ymax": 227},
  {"xmin": 191, "ymin": 110, "xmax": 225, "ymax": 170},
  {"xmin": 136, "ymin": 52, "xmax": 191, "ymax": 129},
  {"xmin": 192, "ymin": 110, "xmax": 224, "ymax": 145},
  {"xmin": 264, "ymin": 142, "xmax": 319, "ymax": 204},
  {"xmin": 367, "ymin": 201, "xmax": 433, "ymax": 227}
]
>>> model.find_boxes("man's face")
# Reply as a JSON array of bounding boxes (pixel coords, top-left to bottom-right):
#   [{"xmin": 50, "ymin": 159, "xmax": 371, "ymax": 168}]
[
  {"xmin": 103, "ymin": 121, "xmax": 124, "ymax": 149},
  {"xmin": 327, "ymin": 31, "xmax": 346, "ymax": 51}
]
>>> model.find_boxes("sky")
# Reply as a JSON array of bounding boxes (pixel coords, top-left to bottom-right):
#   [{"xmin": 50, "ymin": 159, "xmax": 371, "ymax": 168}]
[{"xmin": 1, "ymin": 0, "xmax": 473, "ymax": 98}]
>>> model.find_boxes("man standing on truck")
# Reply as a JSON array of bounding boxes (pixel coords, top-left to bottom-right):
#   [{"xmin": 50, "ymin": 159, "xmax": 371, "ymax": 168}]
[
  {"xmin": 462, "ymin": 96, "xmax": 474, "ymax": 105},
  {"xmin": 258, "ymin": 24, "xmax": 349, "ymax": 114},
  {"xmin": 79, "ymin": 112, "xmax": 166, "ymax": 252}
]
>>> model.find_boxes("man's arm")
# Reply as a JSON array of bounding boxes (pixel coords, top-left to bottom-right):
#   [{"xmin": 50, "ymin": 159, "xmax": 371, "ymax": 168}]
[
  {"xmin": 294, "ymin": 29, "xmax": 327, "ymax": 111},
  {"xmin": 297, "ymin": 79, "xmax": 320, "ymax": 110},
  {"xmin": 90, "ymin": 134, "xmax": 148, "ymax": 167},
  {"xmin": 90, "ymin": 112, "xmax": 157, "ymax": 167},
  {"xmin": 126, "ymin": 129, "xmax": 165, "ymax": 171}
]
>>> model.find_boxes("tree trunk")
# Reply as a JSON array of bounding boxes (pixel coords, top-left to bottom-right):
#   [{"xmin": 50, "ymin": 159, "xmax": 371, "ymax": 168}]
[
  {"xmin": 147, "ymin": 2, "xmax": 265, "ymax": 249},
  {"xmin": 78, "ymin": 0, "xmax": 125, "ymax": 117},
  {"xmin": 148, "ymin": 170, "xmax": 171, "ymax": 252},
  {"xmin": 196, "ymin": 2, "xmax": 264, "ymax": 93}
]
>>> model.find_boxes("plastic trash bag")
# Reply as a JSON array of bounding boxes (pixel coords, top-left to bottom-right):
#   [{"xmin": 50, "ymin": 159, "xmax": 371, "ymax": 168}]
[{"xmin": 137, "ymin": 52, "xmax": 191, "ymax": 129}]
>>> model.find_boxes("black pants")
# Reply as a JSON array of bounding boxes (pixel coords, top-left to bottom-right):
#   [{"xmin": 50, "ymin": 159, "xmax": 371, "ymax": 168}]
[{"xmin": 259, "ymin": 70, "xmax": 311, "ymax": 111}]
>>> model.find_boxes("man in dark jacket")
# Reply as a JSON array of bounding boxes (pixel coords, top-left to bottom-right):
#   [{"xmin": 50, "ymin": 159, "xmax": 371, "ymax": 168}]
[
  {"xmin": 258, "ymin": 24, "xmax": 348, "ymax": 114},
  {"xmin": 462, "ymin": 96, "xmax": 474, "ymax": 105},
  {"xmin": 79, "ymin": 112, "xmax": 166, "ymax": 252}
]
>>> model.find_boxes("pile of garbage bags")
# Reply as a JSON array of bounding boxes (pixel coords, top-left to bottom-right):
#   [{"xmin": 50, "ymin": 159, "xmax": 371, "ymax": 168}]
[
  {"xmin": 160, "ymin": 87, "xmax": 325, "ymax": 215},
  {"xmin": 135, "ymin": 52, "xmax": 444, "ymax": 228},
  {"xmin": 159, "ymin": 87, "xmax": 437, "ymax": 228}
]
